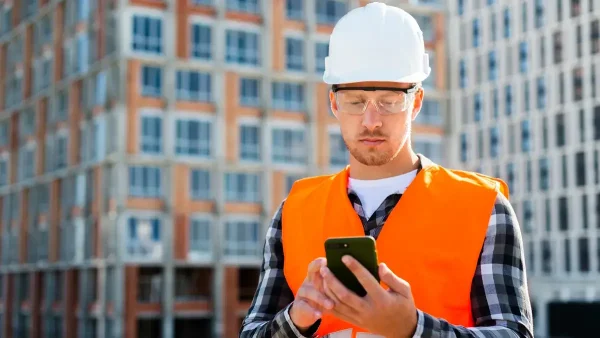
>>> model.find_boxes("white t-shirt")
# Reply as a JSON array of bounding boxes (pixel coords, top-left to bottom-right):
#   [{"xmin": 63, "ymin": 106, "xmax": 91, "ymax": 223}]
[{"xmin": 348, "ymin": 169, "xmax": 418, "ymax": 220}]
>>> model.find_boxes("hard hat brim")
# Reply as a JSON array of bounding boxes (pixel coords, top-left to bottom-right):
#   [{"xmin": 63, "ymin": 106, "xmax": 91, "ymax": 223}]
[{"xmin": 323, "ymin": 70, "xmax": 430, "ymax": 86}]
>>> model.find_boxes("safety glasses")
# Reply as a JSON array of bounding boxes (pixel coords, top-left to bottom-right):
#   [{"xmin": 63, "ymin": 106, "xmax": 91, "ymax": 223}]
[{"xmin": 331, "ymin": 85, "xmax": 419, "ymax": 115}]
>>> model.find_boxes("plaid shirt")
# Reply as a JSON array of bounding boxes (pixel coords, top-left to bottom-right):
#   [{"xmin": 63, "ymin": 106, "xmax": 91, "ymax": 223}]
[{"xmin": 240, "ymin": 162, "xmax": 534, "ymax": 338}]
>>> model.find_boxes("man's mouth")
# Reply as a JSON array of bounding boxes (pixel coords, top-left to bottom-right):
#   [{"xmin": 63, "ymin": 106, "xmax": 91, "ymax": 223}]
[{"xmin": 359, "ymin": 138, "xmax": 385, "ymax": 146}]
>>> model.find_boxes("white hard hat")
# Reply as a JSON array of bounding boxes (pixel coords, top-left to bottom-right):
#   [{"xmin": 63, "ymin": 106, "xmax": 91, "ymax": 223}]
[{"xmin": 323, "ymin": 2, "xmax": 431, "ymax": 85}]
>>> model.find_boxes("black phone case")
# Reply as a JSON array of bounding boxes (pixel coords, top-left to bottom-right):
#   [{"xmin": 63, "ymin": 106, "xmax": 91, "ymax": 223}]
[{"xmin": 324, "ymin": 236, "xmax": 380, "ymax": 297}]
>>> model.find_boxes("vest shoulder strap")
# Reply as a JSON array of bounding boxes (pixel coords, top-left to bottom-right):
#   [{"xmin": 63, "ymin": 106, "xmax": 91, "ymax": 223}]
[{"xmin": 445, "ymin": 168, "xmax": 510, "ymax": 199}]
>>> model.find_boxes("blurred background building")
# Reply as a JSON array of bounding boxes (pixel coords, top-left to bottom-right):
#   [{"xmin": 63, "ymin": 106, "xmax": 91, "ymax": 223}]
[
  {"xmin": 0, "ymin": 0, "xmax": 446, "ymax": 337},
  {"xmin": 447, "ymin": 0, "xmax": 600, "ymax": 337}
]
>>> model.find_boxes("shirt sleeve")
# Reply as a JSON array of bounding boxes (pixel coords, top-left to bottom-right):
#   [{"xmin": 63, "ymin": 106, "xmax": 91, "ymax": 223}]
[
  {"xmin": 239, "ymin": 201, "xmax": 318, "ymax": 338},
  {"xmin": 412, "ymin": 192, "xmax": 535, "ymax": 338}
]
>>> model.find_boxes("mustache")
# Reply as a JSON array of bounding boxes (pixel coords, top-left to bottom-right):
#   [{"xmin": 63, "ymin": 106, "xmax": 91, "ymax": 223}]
[{"xmin": 357, "ymin": 131, "xmax": 387, "ymax": 138}]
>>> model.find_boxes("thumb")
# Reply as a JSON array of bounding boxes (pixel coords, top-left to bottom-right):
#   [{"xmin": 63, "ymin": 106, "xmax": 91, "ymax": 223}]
[{"xmin": 379, "ymin": 263, "xmax": 411, "ymax": 298}]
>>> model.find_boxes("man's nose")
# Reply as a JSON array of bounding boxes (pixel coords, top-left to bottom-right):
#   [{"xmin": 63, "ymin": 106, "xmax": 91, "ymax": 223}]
[{"xmin": 361, "ymin": 101, "xmax": 383, "ymax": 131}]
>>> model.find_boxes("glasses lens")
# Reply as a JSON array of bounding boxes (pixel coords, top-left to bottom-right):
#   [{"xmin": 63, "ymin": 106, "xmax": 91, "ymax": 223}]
[{"xmin": 336, "ymin": 91, "xmax": 410, "ymax": 115}]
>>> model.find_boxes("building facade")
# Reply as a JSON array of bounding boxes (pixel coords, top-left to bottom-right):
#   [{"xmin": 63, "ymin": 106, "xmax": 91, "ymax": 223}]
[
  {"xmin": 447, "ymin": 0, "xmax": 600, "ymax": 337},
  {"xmin": 0, "ymin": 0, "xmax": 446, "ymax": 337}
]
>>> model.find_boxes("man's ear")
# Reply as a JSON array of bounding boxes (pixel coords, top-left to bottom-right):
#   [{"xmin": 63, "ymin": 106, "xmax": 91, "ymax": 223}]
[
  {"xmin": 329, "ymin": 90, "xmax": 339, "ymax": 119},
  {"xmin": 411, "ymin": 88, "xmax": 424, "ymax": 121}
]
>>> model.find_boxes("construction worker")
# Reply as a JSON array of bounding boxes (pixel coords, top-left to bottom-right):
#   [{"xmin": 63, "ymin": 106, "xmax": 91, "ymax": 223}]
[{"xmin": 240, "ymin": 2, "xmax": 533, "ymax": 338}]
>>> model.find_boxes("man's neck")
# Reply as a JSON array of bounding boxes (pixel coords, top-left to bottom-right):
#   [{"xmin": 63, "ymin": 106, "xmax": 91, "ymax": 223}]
[{"xmin": 349, "ymin": 150, "xmax": 420, "ymax": 180}]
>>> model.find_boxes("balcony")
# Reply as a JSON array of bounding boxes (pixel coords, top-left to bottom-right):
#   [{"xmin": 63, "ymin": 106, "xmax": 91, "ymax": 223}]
[
  {"xmin": 174, "ymin": 267, "xmax": 212, "ymax": 313},
  {"xmin": 175, "ymin": 318, "xmax": 213, "ymax": 338},
  {"xmin": 137, "ymin": 267, "xmax": 162, "ymax": 304}
]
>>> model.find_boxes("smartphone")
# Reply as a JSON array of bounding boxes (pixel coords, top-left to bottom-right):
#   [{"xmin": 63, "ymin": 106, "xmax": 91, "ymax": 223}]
[{"xmin": 324, "ymin": 236, "xmax": 380, "ymax": 297}]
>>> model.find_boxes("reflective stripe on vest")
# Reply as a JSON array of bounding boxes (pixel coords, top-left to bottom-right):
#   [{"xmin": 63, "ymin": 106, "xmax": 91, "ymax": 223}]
[{"xmin": 282, "ymin": 164, "xmax": 508, "ymax": 337}]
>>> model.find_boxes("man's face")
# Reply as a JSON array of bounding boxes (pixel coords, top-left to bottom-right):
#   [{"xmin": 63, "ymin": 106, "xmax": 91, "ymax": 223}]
[{"xmin": 329, "ymin": 82, "xmax": 423, "ymax": 166}]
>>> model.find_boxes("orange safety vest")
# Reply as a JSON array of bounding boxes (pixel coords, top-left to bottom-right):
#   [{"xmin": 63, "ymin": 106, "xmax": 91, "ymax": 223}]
[{"xmin": 281, "ymin": 162, "xmax": 509, "ymax": 338}]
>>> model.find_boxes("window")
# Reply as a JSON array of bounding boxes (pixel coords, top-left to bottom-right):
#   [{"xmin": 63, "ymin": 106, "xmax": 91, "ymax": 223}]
[
  {"xmin": 191, "ymin": 23, "xmax": 211, "ymax": 59},
  {"xmin": 537, "ymin": 76, "xmax": 546, "ymax": 109},
  {"xmin": 176, "ymin": 70, "xmax": 212, "ymax": 102},
  {"xmin": 545, "ymin": 198, "xmax": 552, "ymax": 232},
  {"xmin": 189, "ymin": 218, "xmax": 211, "ymax": 254},
  {"xmin": 576, "ymin": 151, "xmax": 586, "ymax": 186},
  {"xmin": 592, "ymin": 20, "xmax": 600, "ymax": 55},
  {"xmin": 75, "ymin": 33, "xmax": 89, "ymax": 74},
  {"xmin": 225, "ymin": 30, "xmax": 260, "ymax": 66},
  {"xmin": 460, "ymin": 133, "xmax": 468, "ymax": 163},
  {"xmin": 190, "ymin": 169, "xmax": 211, "ymax": 200},
  {"xmin": 523, "ymin": 80, "xmax": 530, "ymax": 112},
  {"xmin": 225, "ymin": 172, "xmax": 260, "ymax": 202},
  {"xmin": 329, "ymin": 132, "xmax": 348, "ymax": 167},
  {"xmin": 132, "ymin": 15, "xmax": 163, "ymax": 54},
  {"xmin": 542, "ymin": 240, "xmax": 552, "ymax": 273},
  {"xmin": 472, "ymin": 18, "xmax": 480, "ymax": 47},
  {"xmin": 553, "ymin": 31, "xmax": 563, "ymax": 64},
  {"xmin": 240, "ymin": 78, "xmax": 260, "ymax": 106},
  {"xmin": 535, "ymin": 0, "xmax": 544, "ymax": 28},
  {"xmin": 0, "ymin": 157, "xmax": 8, "ymax": 187},
  {"xmin": 224, "ymin": 220, "xmax": 260, "ymax": 257},
  {"xmin": 488, "ymin": 51, "xmax": 497, "ymax": 81},
  {"xmin": 504, "ymin": 85, "xmax": 512, "ymax": 116},
  {"xmin": 522, "ymin": 200, "xmax": 533, "ymax": 233},
  {"xmin": 573, "ymin": 67, "xmax": 583, "ymax": 101},
  {"xmin": 127, "ymin": 217, "xmax": 162, "ymax": 257},
  {"xmin": 458, "ymin": 0, "xmax": 464, "ymax": 15},
  {"xmin": 286, "ymin": 38, "xmax": 304, "ymax": 71},
  {"xmin": 175, "ymin": 118, "xmax": 212, "ymax": 157},
  {"xmin": 503, "ymin": 8, "xmax": 511, "ymax": 38},
  {"xmin": 564, "ymin": 238, "xmax": 571, "ymax": 273},
  {"xmin": 286, "ymin": 0, "xmax": 303, "ymax": 20},
  {"xmin": 521, "ymin": 120, "xmax": 530, "ymax": 152},
  {"xmin": 272, "ymin": 128, "xmax": 306, "ymax": 164},
  {"xmin": 239, "ymin": 124, "xmax": 261, "ymax": 161},
  {"xmin": 18, "ymin": 144, "xmax": 36, "ymax": 182},
  {"xmin": 542, "ymin": 117, "xmax": 548, "ymax": 149},
  {"xmin": 414, "ymin": 15, "xmax": 433, "ymax": 41},
  {"xmin": 415, "ymin": 99, "xmax": 442, "ymax": 126},
  {"xmin": 490, "ymin": 126, "xmax": 499, "ymax": 158},
  {"xmin": 526, "ymin": 160, "xmax": 532, "ymax": 192},
  {"xmin": 413, "ymin": 139, "xmax": 442, "ymax": 164},
  {"xmin": 562, "ymin": 154, "xmax": 568, "ymax": 188},
  {"xmin": 226, "ymin": 0, "xmax": 259, "ymax": 13},
  {"xmin": 129, "ymin": 166, "xmax": 162, "ymax": 198},
  {"xmin": 556, "ymin": 113, "xmax": 565, "ymax": 147},
  {"xmin": 578, "ymin": 237, "xmax": 589, "ymax": 272},
  {"xmin": 579, "ymin": 109, "xmax": 586, "ymax": 143},
  {"xmin": 539, "ymin": 157, "xmax": 549, "ymax": 191},
  {"xmin": 519, "ymin": 41, "xmax": 528, "ymax": 73},
  {"xmin": 559, "ymin": 196, "xmax": 569, "ymax": 231},
  {"xmin": 582, "ymin": 194, "xmax": 589, "ymax": 229},
  {"xmin": 506, "ymin": 163, "xmax": 515, "ymax": 191},
  {"xmin": 492, "ymin": 88, "xmax": 498, "ymax": 118},
  {"xmin": 315, "ymin": 42, "xmax": 328, "ymax": 73},
  {"xmin": 459, "ymin": 59, "xmax": 467, "ymax": 88},
  {"xmin": 272, "ymin": 82, "xmax": 304, "ymax": 111},
  {"xmin": 316, "ymin": 0, "xmax": 346, "ymax": 25},
  {"xmin": 140, "ymin": 115, "xmax": 162, "ymax": 154},
  {"xmin": 473, "ymin": 92, "xmax": 482, "ymax": 122}
]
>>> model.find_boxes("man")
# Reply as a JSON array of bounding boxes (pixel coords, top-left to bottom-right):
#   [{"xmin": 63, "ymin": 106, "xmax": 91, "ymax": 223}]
[{"xmin": 240, "ymin": 3, "xmax": 533, "ymax": 338}]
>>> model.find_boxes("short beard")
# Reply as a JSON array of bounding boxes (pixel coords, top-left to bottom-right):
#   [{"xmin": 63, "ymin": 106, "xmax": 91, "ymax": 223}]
[{"xmin": 346, "ymin": 122, "xmax": 411, "ymax": 167}]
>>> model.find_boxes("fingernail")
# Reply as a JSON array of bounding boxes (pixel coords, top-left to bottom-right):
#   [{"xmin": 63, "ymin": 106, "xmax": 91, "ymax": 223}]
[
  {"xmin": 320, "ymin": 267, "xmax": 327, "ymax": 276},
  {"xmin": 342, "ymin": 256, "xmax": 350, "ymax": 264},
  {"xmin": 315, "ymin": 311, "xmax": 322, "ymax": 317},
  {"xmin": 324, "ymin": 300, "xmax": 334, "ymax": 309}
]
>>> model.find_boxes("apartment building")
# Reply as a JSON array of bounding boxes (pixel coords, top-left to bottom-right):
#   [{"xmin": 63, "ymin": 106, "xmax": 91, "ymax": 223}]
[
  {"xmin": 448, "ymin": 0, "xmax": 600, "ymax": 336},
  {"xmin": 0, "ymin": 0, "xmax": 446, "ymax": 337}
]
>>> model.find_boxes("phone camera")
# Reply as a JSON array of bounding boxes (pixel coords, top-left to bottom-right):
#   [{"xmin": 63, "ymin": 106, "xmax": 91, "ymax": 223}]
[{"xmin": 343, "ymin": 243, "xmax": 349, "ymax": 248}]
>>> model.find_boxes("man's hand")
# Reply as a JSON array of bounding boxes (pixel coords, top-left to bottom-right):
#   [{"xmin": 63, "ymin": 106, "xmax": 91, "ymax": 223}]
[
  {"xmin": 289, "ymin": 257, "xmax": 335, "ymax": 332},
  {"xmin": 320, "ymin": 256, "xmax": 418, "ymax": 338}
]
